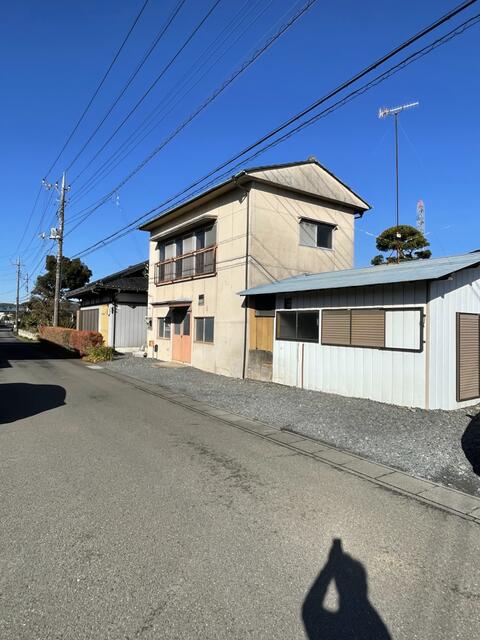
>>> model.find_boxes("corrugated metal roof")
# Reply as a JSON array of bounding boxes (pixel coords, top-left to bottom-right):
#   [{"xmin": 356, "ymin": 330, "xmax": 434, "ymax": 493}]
[{"xmin": 240, "ymin": 252, "xmax": 480, "ymax": 296}]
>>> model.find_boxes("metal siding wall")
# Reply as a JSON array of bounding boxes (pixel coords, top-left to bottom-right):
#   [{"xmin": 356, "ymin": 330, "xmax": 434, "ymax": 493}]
[
  {"xmin": 429, "ymin": 266, "xmax": 480, "ymax": 409},
  {"xmin": 272, "ymin": 340, "xmax": 299, "ymax": 387},
  {"xmin": 115, "ymin": 305, "xmax": 147, "ymax": 348},
  {"xmin": 274, "ymin": 283, "xmax": 426, "ymax": 407}
]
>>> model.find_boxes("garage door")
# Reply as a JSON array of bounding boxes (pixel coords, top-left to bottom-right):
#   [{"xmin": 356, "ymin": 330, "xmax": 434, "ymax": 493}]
[
  {"xmin": 79, "ymin": 308, "xmax": 99, "ymax": 332},
  {"xmin": 457, "ymin": 313, "xmax": 480, "ymax": 402}
]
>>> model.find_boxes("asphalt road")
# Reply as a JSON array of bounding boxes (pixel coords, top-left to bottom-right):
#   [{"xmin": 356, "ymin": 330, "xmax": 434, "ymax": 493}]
[{"xmin": 1, "ymin": 328, "xmax": 479, "ymax": 640}]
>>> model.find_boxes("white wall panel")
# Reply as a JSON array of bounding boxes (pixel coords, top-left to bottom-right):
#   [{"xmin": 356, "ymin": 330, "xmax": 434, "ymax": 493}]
[
  {"xmin": 428, "ymin": 266, "xmax": 480, "ymax": 409},
  {"xmin": 274, "ymin": 282, "xmax": 427, "ymax": 407},
  {"xmin": 272, "ymin": 340, "xmax": 299, "ymax": 387}
]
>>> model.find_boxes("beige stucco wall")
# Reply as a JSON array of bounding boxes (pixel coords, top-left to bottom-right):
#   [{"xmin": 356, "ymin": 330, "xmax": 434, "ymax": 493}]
[
  {"xmin": 145, "ymin": 181, "xmax": 358, "ymax": 378},
  {"xmin": 147, "ymin": 189, "xmax": 248, "ymax": 378},
  {"xmin": 248, "ymin": 182, "xmax": 355, "ymax": 288},
  {"xmin": 99, "ymin": 304, "xmax": 109, "ymax": 344}
]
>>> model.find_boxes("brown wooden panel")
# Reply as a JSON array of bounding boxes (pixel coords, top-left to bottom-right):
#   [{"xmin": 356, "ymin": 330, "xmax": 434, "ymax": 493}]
[
  {"xmin": 321, "ymin": 309, "xmax": 351, "ymax": 345},
  {"xmin": 250, "ymin": 310, "xmax": 273, "ymax": 352},
  {"xmin": 351, "ymin": 309, "xmax": 385, "ymax": 348},
  {"xmin": 457, "ymin": 313, "xmax": 480, "ymax": 401}
]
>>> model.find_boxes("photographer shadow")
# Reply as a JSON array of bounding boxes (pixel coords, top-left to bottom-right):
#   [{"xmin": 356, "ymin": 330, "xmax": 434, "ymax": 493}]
[{"xmin": 302, "ymin": 539, "xmax": 391, "ymax": 640}]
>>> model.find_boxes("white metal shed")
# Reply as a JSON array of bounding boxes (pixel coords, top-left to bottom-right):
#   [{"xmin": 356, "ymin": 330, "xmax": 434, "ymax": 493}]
[{"xmin": 241, "ymin": 252, "xmax": 480, "ymax": 410}]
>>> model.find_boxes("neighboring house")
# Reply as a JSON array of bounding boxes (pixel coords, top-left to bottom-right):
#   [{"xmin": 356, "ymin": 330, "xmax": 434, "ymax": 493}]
[
  {"xmin": 67, "ymin": 262, "xmax": 148, "ymax": 352},
  {"xmin": 240, "ymin": 252, "xmax": 480, "ymax": 410},
  {"xmin": 140, "ymin": 159, "xmax": 370, "ymax": 378}
]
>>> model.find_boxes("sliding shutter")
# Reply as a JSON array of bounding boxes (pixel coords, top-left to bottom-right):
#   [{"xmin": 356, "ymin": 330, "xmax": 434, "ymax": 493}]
[
  {"xmin": 457, "ymin": 313, "xmax": 480, "ymax": 402},
  {"xmin": 351, "ymin": 309, "xmax": 385, "ymax": 348},
  {"xmin": 79, "ymin": 308, "xmax": 99, "ymax": 332},
  {"xmin": 321, "ymin": 309, "xmax": 351, "ymax": 345}
]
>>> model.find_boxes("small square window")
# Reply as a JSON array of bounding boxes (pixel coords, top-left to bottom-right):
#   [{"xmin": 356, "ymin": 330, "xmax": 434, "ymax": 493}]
[
  {"xmin": 198, "ymin": 294, "xmax": 205, "ymax": 306},
  {"xmin": 299, "ymin": 219, "xmax": 334, "ymax": 249}
]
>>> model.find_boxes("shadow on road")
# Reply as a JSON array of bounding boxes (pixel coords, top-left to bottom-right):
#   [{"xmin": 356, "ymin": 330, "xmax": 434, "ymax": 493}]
[
  {"xmin": 0, "ymin": 383, "xmax": 66, "ymax": 424},
  {"xmin": 0, "ymin": 329, "xmax": 78, "ymax": 363},
  {"xmin": 462, "ymin": 413, "xmax": 480, "ymax": 476},
  {"xmin": 302, "ymin": 538, "xmax": 391, "ymax": 640}
]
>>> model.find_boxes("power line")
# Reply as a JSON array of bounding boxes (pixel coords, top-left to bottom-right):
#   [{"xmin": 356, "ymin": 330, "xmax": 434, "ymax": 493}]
[
  {"xmin": 14, "ymin": 1, "xmax": 151, "ymax": 263},
  {"xmin": 65, "ymin": 0, "xmax": 186, "ymax": 177},
  {"xmin": 68, "ymin": 0, "xmax": 217, "ymax": 180},
  {"xmin": 14, "ymin": 185, "xmax": 42, "ymax": 256},
  {"xmin": 68, "ymin": 0, "xmax": 272, "ymax": 206},
  {"xmin": 45, "ymin": 0, "xmax": 151, "ymax": 179},
  {"xmin": 71, "ymin": 6, "xmax": 480, "ymax": 260},
  {"xmin": 65, "ymin": 0, "xmax": 319, "ymax": 232}
]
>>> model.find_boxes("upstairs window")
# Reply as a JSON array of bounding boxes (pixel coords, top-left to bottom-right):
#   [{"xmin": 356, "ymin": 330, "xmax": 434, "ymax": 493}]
[
  {"xmin": 299, "ymin": 219, "xmax": 334, "ymax": 249},
  {"xmin": 155, "ymin": 223, "xmax": 217, "ymax": 284}
]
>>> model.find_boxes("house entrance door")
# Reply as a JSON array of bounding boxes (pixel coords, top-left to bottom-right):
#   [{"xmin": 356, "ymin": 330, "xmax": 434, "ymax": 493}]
[{"xmin": 172, "ymin": 307, "xmax": 191, "ymax": 363}]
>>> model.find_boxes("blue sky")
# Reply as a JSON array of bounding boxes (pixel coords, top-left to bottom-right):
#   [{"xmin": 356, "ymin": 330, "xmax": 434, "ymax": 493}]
[{"xmin": 0, "ymin": 0, "xmax": 479, "ymax": 300}]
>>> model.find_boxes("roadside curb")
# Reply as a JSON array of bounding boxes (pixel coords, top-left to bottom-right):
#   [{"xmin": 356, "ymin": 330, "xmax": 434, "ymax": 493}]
[{"xmin": 97, "ymin": 365, "xmax": 480, "ymax": 525}]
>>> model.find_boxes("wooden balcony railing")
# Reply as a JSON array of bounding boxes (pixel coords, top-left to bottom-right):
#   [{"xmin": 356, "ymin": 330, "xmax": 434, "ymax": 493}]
[{"xmin": 154, "ymin": 246, "xmax": 216, "ymax": 285}]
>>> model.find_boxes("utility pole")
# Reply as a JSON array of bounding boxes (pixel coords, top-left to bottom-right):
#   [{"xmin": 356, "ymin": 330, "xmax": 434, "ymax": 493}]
[
  {"xmin": 53, "ymin": 171, "xmax": 67, "ymax": 327},
  {"xmin": 378, "ymin": 101, "xmax": 419, "ymax": 261},
  {"xmin": 15, "ymin": 257, "xmax": 21, "ymax": 335}
]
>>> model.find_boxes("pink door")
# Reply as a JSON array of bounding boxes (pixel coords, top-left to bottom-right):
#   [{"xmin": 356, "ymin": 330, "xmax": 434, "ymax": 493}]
[{"xmin": 172, "ymin": 308, "xmax": 191, "ymax": 363}]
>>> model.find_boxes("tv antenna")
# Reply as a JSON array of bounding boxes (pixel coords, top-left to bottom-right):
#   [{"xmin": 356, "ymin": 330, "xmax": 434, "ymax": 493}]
[
  {"xmin": 378, "ymin": 101, "xmax": 419, "ymax": 228},
  {"xmin": 379, "ymin": 101, "xmax": 419, "ymax": 261}
]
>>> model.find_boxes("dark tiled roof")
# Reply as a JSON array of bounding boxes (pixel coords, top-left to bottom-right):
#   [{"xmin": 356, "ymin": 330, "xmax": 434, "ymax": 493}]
[{"xmin": 67, "ymin": 261, "xmax": 147, "ymax": 298}]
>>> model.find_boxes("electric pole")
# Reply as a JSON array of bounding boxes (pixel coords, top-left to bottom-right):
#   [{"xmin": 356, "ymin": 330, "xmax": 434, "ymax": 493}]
[
  {"xmin": 15, "ymin": 257, "xmax": 21, "ymax": 335},
  {"xmin": 378, "ymin": 101, "xmax": 419, "ymax": 261},
  {"xmin": 53, "ymin": 171, "xmax": 67, "ymax": 327}
]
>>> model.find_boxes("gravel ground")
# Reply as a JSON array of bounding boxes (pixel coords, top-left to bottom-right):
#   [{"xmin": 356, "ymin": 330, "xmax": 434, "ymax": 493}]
[{"xmin": 103, "ymin": 355, "xmax": 480, "ymax": 497}]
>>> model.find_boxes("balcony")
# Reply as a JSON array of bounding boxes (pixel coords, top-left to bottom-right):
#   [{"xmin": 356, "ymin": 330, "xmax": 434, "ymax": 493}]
[{"xmin": 154, "ymin": 246, "xmax": 216, "ymax": 285}]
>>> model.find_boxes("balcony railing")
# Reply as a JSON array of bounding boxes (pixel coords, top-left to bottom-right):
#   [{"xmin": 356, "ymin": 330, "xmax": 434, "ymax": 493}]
[{"xmin": 154, "ymin": 246, "xmax": 216, "ymax": 285}]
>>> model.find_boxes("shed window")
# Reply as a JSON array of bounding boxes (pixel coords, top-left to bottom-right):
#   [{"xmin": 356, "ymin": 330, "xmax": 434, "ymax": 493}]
[
  {"xmin": 195, "ymin": 317, "xmax": 214, "ymax": 343},
  {"xmin": 351, "ymin": 309, "xmax": 385, "ymax": 348},
  {"xmin": 276, "ymin": 311, "xmax": 319, "ymax": 342},
  {"xmin": 321, "ymin": 309, "xmax": 350, "ymax": 345},
  {"xmin": 321, "ymin": 308, "xmax": 423, "ymax": 350},
  {"xmin": 457, "ymin": 313, "xmax": 480, "ymax": 402},
  {"xmin": 158, "ymin": 317, "xmax": 171, "ymax": 339},
  {"xmin": 322, "ymin": 308, "xmax": 385, "ymax": 348},
  {"xmin": 299, "ymin": 219, "xmax": 334, "ymax": 249}
]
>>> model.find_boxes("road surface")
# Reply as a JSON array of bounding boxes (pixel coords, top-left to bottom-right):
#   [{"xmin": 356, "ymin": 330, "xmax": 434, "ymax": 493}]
[{"xmin": 0, "ymin": 329, "xmax": 479, "ymax": 639}]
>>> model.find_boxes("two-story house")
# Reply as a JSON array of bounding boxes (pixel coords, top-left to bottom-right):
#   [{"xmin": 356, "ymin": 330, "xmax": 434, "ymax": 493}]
[{"xmin": 140, "ymin": 159, "xmax": 370, "ymax": 379}]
